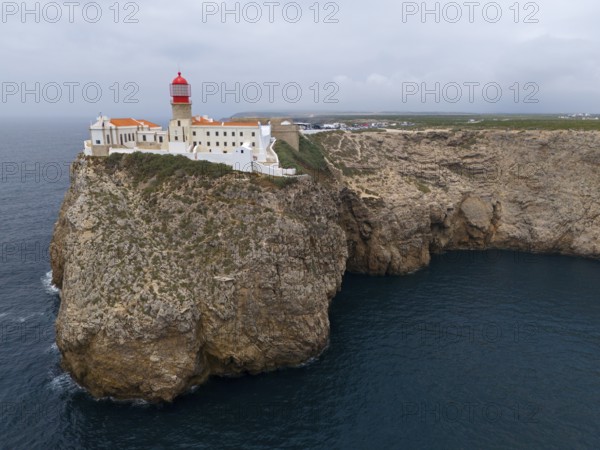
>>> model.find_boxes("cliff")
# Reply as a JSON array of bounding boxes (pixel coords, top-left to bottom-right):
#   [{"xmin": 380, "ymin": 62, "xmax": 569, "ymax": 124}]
[
  {"xmin": 317, "ymin": 129, "xmax": 600, "ymax": 274},
  {"xmin": 51, "ymin": 130, "xmax": 600, "ymax": 401},
  {"xmin": 51, "ymin": 154, "xmax": 347, "ymax": 401}
]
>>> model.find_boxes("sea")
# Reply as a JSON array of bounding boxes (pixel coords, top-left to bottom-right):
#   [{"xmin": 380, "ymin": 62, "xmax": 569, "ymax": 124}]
[{"xmin": 1, "ymin": 119, "xmax": 599, "ymax": 449}]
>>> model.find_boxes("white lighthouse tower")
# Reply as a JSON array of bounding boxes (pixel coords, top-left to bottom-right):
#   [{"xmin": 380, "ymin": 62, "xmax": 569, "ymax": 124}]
[{"xmin": 168, "ymin": 72, "xmax": 193, "ymax": 151}]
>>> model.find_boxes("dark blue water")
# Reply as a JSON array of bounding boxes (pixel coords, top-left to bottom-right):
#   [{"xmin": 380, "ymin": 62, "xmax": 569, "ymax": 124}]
[{"xmin": 1, "ymin": 120, "xmax": 599, "ymax": 449}]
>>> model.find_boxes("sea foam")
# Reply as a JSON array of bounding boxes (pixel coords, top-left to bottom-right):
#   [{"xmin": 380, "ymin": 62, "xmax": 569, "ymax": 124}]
[{"xmin": 42, "ymin": 271, "xmax": 60, "ymax": 295}]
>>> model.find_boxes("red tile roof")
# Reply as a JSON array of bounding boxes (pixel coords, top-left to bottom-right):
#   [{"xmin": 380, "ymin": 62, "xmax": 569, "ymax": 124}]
[
  {"xmin": 110, "ymin": 118, "xmax": 161, "ymax": 128},
  {"xmin": 192, "ymin": 116, "xmax": 259, "ymax": 127}
]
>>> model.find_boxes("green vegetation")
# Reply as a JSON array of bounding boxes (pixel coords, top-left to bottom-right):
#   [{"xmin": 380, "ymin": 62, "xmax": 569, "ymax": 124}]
[
  {"xmin": 336, "ymin": 162, "xmax": 361, "ymax": 177},
  {"xmin": 250, "ymin": 173, "xmax": 299, "ymax": 190},
  {"xmin": 270, "ymin": 177, "xmax": 299, "ymax": 189},
  {"xmin": 350, "ymin": 128, "xmax": 386, "ymax": 133},
  {"xmin": 104, "ymin": 153, "xmax": 233, "ymax": 191},
  {"xmin": 413, "ymin": 179, "xmax": 431, "ymax": 194},
  {"xmin": 458, "ymin": 134, "xmax": 478, "ymax": 149},
  {"xmin": 271, "ymin": 139, "xmax": 298, "ymax": 170},
  {"xmin": 313, "ymin": 114, "xmax": 600, "ymax": 131},
  {"xmin": 273, "ymin": 135, "xmax": 329, "ymax": 177}
]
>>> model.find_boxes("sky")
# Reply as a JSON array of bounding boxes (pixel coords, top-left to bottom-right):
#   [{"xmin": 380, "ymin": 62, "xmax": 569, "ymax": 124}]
[{"xmin": 1, "ymin": 0, "xmax": 599, "ymax": 120}]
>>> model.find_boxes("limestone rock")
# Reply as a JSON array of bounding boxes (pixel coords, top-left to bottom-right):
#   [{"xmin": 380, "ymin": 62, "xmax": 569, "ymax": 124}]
[
  {"xmin": 315, "ymin": 129, "xmax": 600, "ymax": 273},
  {"xmin": 51, "ymin": 156, "xmax": 347, "ymax": 401},
  {"xmin": 51, "ymin": 129, "xmax": 600, "ymax": 401}
]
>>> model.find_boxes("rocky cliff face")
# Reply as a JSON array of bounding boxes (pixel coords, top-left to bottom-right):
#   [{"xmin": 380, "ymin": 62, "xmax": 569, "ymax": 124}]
[
  {"xmin": 51, "ymin": 130, "xmax": 600, "ymax": 401},
  {"xmin": 318, "ymin": 129, "xmax": 600, "ymax": 275},
  {"xmin": 51, "ymin": 156, "xmax": 347, "ymax": 401}
]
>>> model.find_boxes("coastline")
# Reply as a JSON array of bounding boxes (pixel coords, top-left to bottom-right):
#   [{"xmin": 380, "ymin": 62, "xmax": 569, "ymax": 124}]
[{"xmin": 50, "ymin": 129, "xmax": 600, "ymax": 401}]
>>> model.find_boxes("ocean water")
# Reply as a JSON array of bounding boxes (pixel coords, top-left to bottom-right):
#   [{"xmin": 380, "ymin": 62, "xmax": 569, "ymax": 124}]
[{"xmin": 1, "ymin": 120, "xmax": 599, "ymax": 449}]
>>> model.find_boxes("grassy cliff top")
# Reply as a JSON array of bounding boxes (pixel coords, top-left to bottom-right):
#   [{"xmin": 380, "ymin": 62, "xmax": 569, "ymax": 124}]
[
  {"xmin": 273, "ymin": 135, "xmax": 330, "ymax": 177},
  {"xmin": 89, "ymin": 152, "xmax": 299, "ymax": 192},
  {"xmin": 316, "ymin": 115, "xmax": 600, "ymax": 131}
]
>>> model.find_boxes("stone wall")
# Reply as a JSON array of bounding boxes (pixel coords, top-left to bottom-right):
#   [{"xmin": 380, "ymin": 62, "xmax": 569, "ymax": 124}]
[{"xmin": 271, "ymin": 118, "xmax": 300, "ymax": 151}]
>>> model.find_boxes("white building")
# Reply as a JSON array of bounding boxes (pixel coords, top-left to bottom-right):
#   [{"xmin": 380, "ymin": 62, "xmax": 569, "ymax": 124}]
[
  {"xmin": 84, "ymin": 73, "xmax": 295, "ymax": 177},
  {"xmin": 88, "ymin": 117, "xmax": 166, "ymax": 151}
]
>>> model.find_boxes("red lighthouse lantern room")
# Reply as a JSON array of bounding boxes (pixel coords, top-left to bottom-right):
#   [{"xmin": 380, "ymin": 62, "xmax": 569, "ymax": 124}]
[{"xmin": 170, "ymin": 72, "xmax": 191, "ymax": 104}]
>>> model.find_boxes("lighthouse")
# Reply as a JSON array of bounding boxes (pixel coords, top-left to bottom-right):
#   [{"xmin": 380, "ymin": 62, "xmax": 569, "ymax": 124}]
[
  {"xmin": 168, "ymin": 72, "xmax": 193, "ymax": 148},
  {"xmin": 85, "ymin": 72, "xmax": 294, "ymax": 175},
  {"xmin": 170, "ymin": 72, "xmax": 192, "ymax": 120}
]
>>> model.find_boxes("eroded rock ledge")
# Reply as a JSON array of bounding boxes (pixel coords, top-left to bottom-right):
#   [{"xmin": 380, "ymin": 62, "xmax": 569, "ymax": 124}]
[
  {"xmin": 325, "ymin": 129, "xmax": 600, "ymax": 274},
  {"xmin": 51, "ymin": 130, "xmax": 600, "ymax": 401}
]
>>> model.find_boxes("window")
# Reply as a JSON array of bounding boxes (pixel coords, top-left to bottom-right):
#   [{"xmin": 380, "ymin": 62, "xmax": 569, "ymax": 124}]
[
  {"xmin": 207, "ymin": 131, "xmax": 210, "ymax": 136},
  {"xmin": 120, "ymin": 135, "xmax": 124, "ymax": 145},
  {"xmin": 178, "ymin": 120, "xmax": 181, "ymax": 126},
  {"xmin": 143, "ymin": 135, "xmax": 147, "ymax": 142},
  {"xmin": 216, "ymin": 142, "xmax": 220, "ymax": 146},
  {"xmin": 240, "ymin": 142, "xmax": 243, "ymax": 146},
  {"xmin": 95, "ymin": 140, "xmax": 101, "ymax": 145},
  {"xmin": 216, "ymin": 131, "xmax": 219, "ymax": 136},
  {"xmin": 207, "ymin": 142, "xmax": 211, "ymax": 146},
  {"xmin": 240, "ymin": 132, "xmax": 244, "ymax": 136},
  {"xmin": 232, "ymin": 132, "xmax": 236, "ymax": 137},
  {"xmin": 252, "ymin": 143, "xmax": 256, "ymax": 147},
  {"xmin": 193, "ymin": 131, "xmax": 196, "ymax": 136},
  {"xmin": 106, "ymin": 135, "xmax": 110, "ymax": 144},
  {"xmin": 224, "ymin": 132, "xmax": 227, "ymax": 136},
  {"xmin": 224, "ymin": 142, "xmax": 227, "ymax": 147},
  {"xmin": 241, "ymin": 149, "xmax": 244, "ymax": 154},
  {"xmin": 252, "ymin": 132, "xmax": 256, "ymax": 137},
  {"xmin": 175, "ymin": 137, "xmax": 179, "ymax": 141},
  {"xmin": 159, "ymin": 137, "xmax": 163, "ymax": 143},
  {"xmin": 194, "ymin": 141, "xmax": 197, "ymax": 146}
]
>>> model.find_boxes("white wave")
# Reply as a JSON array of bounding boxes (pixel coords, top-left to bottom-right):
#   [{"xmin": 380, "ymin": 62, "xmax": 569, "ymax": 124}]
[
  {"xmin": 49, "ymin": 372, "xmax": 84, "ymax": 394},
  {"xmin": 48, "ymin": 372, "xmax": 154, "ymax": 406},
  {"xmin": 97, "ymin": 395, "xmax": 151, "ymax": 406},
  {"xmin": 42, "ymin": 271, "xmax": 60, "ymax": 295},
  {"xmin": 47, "ymin": 342, "xmax": 59, "ymax": 354}
]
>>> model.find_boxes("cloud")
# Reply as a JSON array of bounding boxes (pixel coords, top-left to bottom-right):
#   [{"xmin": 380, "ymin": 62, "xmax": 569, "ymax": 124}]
[{"xmin": 0, "ymin": 0, "xmax": 599, "ymax": 118}]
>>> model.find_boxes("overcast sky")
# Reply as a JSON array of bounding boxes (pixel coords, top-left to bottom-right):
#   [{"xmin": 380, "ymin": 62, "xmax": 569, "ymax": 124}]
[{"xmin": 1, "ymin": 0, "xmax": 599, "ymax": 120}]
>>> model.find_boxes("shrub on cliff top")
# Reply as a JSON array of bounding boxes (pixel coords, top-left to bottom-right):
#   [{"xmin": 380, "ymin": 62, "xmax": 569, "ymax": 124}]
[
  {"xmin": 273, "ymin": 135, "xmax": 329, "ymax": 177},
  {"xmin": 104, "ymin": 152, "xmax": 233, "ymax": 189}
]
